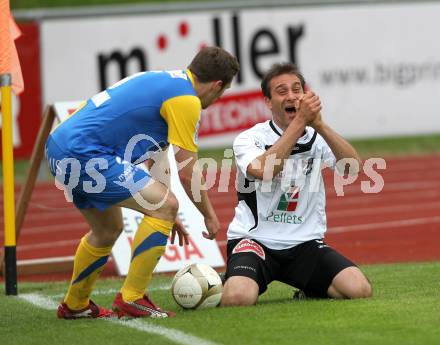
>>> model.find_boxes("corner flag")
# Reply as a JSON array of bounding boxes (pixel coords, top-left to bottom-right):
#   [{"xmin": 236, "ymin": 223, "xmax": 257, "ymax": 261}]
[
  {"xmin": 1, "ymin": 0, "xmax": 24, "ymax": 295},
  {"xmin": 0, "ymin": 1, "xmax": 24, "ymax": 94}
]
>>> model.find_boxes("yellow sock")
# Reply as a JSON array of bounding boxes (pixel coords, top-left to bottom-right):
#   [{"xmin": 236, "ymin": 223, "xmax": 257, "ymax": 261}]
[
  {"xmin": 121, "ymin": 216, "xmax": 173, "ymax": 302},
  {"xmin": 64, "ymin": 235, "xmax": 112, "ymax": 310}
]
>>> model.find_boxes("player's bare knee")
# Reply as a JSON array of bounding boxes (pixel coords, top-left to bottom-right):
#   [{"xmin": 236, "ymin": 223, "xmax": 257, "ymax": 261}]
[
  {"xmin": 107, "ymin": 225, "xmax": 124, "ymax": 243},
  {"xmin": 221, "ymin": 289, "xmax": 256, "ymax": 307},
  {"xmin": 348, "ymin": 279, "xmax": 373, "ymax": 299},
  {"xmin": 358, "ymin": 279, "xmax": 373, "ymax": 298},
  {"xmin": 90, "ymin": 224, "xmax": 123, "ymax": 247},
  {"xmin": 104, "ymin": 218, "xmax": 124, "ymax": 242},
  {"xmin": 106, "ymin": 224, "xmax": 124, "ymax": 243},
  {"xmin": 331, "ymin": 267, "xmax": 372, "ymax": 299}
]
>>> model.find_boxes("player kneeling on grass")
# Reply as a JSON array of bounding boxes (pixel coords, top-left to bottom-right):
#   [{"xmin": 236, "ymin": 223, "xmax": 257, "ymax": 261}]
[
  {"xmin": 221, "ymin": 63, "xmax": 372, "ymax": 306},
  {"xmin": 45, "ymin": 47, "xmax": 239, "ymax": 319}
]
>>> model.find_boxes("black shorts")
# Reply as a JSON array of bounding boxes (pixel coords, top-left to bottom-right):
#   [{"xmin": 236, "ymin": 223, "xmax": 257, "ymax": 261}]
[{"xmin": 225, "ymin": 238, "xmax": 356, "ymax": 298}]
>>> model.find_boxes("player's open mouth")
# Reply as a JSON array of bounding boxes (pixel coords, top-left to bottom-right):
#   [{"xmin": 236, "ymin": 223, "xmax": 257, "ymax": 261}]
[{"xmin": 285, "ymin": 106, "xmax": 296, "ymax": 114}]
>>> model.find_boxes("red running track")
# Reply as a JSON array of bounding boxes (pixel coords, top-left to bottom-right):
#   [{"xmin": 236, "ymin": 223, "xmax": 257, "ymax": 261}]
[{"xmin": 1, "ymin": 154, "xmax": 440, "ymax": 278}]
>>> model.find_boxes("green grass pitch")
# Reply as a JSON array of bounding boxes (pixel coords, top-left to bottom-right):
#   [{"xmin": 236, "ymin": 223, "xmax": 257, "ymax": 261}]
[{"xmin": 1, "ymin": 261, "xmax": 440, "ymax": 345}]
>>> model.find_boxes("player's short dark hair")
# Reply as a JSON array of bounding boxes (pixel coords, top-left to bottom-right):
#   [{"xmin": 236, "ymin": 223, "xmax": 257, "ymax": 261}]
[
  {"xmin": 188, "ymin": 46, "xmax": 240, "ymax": 86},
  {"xmin": 261, "ymin": 63, "xmax": 306, "ymax": 99}
]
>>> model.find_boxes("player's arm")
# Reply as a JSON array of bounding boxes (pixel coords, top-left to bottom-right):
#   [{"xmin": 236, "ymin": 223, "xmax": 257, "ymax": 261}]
[
  {"xmin": 311, "ymin": 113, "xmax": 362, "ymax": 175},
  {"xmin": 144, "ymin": 149, "xmax": 190, "ymax": 246},
  {"xmin": 247, "ymin": 91, "xmax": 321, "ymax": 180},
  {"xmin": 161, "ymin": 95, "xmax": 220, "ymax": 240},
  {"xmin": 247, "ymin": 117, "xmax": 306, "ymax": 180},
  {"xmin": 174, "ymin": 147, "xmax": 220, "ymax": 240}
]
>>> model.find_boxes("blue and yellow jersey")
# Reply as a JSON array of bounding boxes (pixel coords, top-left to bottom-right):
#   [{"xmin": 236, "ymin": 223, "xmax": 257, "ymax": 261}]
[{"xmin": 50, "ymin": 69, "xmax": 201, "ymax": 163}]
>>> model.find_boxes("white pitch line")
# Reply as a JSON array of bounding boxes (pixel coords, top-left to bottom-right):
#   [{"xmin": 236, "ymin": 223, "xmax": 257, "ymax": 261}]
[
  {"xmin": 110, "ymin": 319, "xmax": 220, "ymax": 345},
  {"xmin": 19, "ymin": 293, "xmax": 59, "ymax": 310},
  {"xmin": 19, "ymin": 293, "xmax": 220, "ymax": 345},
  {"xmin": 50, "ymin": 284, "xmax": 171, "ymax": 299}
]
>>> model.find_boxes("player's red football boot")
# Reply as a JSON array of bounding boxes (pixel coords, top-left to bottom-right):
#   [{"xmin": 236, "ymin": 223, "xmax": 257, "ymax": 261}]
[
  {"xmin": 57, "ymin": 300, "xmax": 115, "ymax": 319},
  {"xmin": 112, "ymin": 292, "xmax": 176, "ymax": 318}
]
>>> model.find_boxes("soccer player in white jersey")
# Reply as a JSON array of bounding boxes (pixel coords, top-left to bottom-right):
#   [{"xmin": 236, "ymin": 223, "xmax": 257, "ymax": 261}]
[{"xmin": 221, "ymin": 63, "xmax": 372, "ymax": 306}]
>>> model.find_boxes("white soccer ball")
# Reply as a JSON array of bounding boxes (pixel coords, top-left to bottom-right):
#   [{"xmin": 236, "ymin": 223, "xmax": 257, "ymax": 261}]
[{"xmin": 171, "ymin": 263, "xmax": 223, "ymax": 309}]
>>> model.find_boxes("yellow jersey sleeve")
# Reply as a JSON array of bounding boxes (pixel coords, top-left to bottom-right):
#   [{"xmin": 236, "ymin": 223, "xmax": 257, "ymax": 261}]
[{"xmin": 160, "ymin": 95, "xmax": 201, "ymax": 152}]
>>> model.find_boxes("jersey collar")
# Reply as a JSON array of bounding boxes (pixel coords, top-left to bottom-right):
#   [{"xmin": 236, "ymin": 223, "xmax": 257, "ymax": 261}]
[
  {"xmin": 186, "ymin": 69, "xmax": 195, "ymax": 87},
  {"xmin": 269, "ymin": 119, "xmax": 283, "ymax": 136},
  {"xmin": 269, "ymin": 119, "xmax": 309, "ymax": 142}
]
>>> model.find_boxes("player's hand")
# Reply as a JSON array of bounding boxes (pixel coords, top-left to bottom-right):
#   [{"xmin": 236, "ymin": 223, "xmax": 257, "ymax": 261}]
[
  {"xmin": 202, "ymin": 215, "xmax": 220, "ymax": 240},
  {"xmin": 297, "ymin": 91, "xmax": 322, "ymax": 125},
  {"xmin": 171, "ymin": 218, "xmax": 190, "ymax": 246}
]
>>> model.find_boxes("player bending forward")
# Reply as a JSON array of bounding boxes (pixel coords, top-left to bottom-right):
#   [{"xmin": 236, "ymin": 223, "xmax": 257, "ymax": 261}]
[
  {"xmin": 46, "ymin": 47, "xmax": 239, "ymax": 318},
  {"xmin": 221, "ymin": 63, "xmax": 372, "ymax": 306}
]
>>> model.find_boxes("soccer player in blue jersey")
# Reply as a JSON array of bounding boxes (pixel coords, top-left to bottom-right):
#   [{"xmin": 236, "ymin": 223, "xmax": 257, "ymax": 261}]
[{"xmin": 45, "ymin": 47, "xmax": 239, "ymax": 319}]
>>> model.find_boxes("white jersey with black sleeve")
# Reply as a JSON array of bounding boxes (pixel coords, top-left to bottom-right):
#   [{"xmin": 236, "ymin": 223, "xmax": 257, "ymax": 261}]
[{"xmin": 227, "ymin": 120, "xmax": 337, "ymax": 250}]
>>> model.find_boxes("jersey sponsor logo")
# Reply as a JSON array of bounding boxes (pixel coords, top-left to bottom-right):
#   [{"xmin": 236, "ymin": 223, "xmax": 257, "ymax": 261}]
[
  {"xmin": 277, "ymin": 185, "xmax": 299, "ymax": 212},
  {"xmin": 266, "ymin": 184, "xmax": 304, "ymax": 224},
  {"xmin": 266, "ymin": 212, "xmax": 303, "ymax": 224},
  {"xmin": 232, "ymin": 239, "xmax": 266, "ymax": 260}
]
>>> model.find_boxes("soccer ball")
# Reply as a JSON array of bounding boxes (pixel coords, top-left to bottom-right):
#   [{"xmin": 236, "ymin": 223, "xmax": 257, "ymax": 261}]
[{"xmin": 171, "ymin": 263, "xmax": 223, "ymax": 309}]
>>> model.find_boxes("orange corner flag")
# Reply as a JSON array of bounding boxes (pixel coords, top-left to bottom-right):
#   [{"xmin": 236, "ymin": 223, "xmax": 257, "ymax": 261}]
[{"xmin": 0, "ymin": 0, "xmax": 24, "ymax": 95}]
